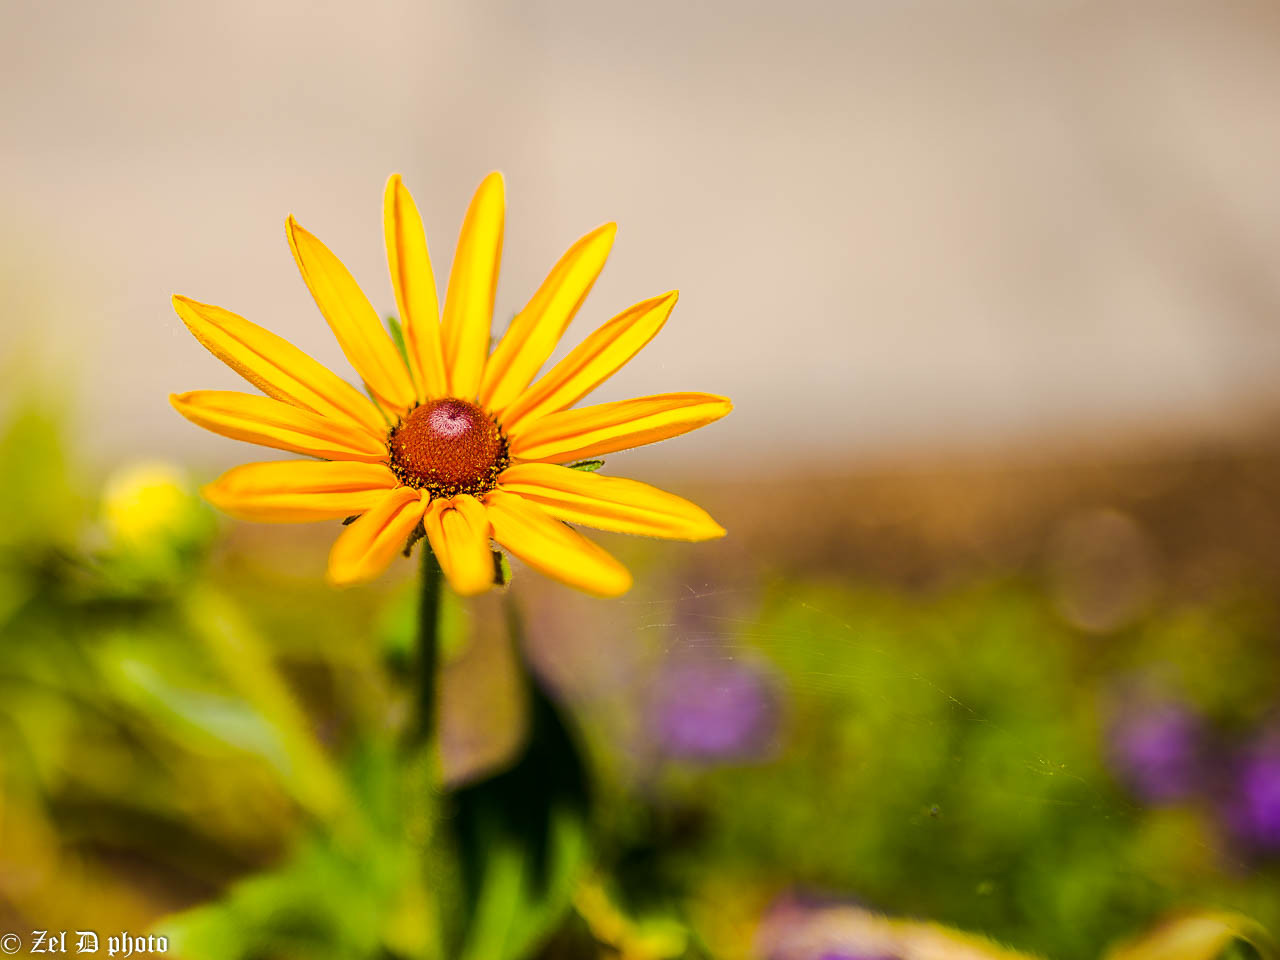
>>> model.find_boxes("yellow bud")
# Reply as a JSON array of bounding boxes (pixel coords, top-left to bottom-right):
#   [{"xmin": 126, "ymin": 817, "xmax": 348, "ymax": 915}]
[{"xmin": 101, "ymin": 460, "xmax": 199, "ymax": 547}]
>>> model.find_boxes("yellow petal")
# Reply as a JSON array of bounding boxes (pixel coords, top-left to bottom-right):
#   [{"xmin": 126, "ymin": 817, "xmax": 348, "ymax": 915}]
[
  {"xmin": 478, "ymin": 222, "xmax": 616, "ymax": 414},
  {"xmin": 508, "ymin": 392, "xmax": 732, "ymax": 463},
  {"xmin": 496, "ymin": 463, "xmax": 725, "ymax": 541},
  {"xmin": 485, "ymin": 490, "xmax": 632, "ymax": 597},
  {"xmin": 204, "ymin": 460, "xmax": 398, "ymax": 523},
  {"xmin": 423, "ymin": 495, "xmax": 494, "ymax": 596},
  {"xmin": 441, "ymin": 172, "xmax": 505, "ymax": 400},
  {"xmin": 498, "ymin": 291, "xmax": 677, "ymax": 433},
  {"xmin": 171, "ymin": 295, "xmax": 386, "ymax": 438},
  {"xmin": 171, "ymin": 390, "xmax": 389, "ymax": 462},
  {"xmin": 287, "ymin": 215, "xmax": 416, "ymax": 415},
  {"xmin": 383, "ymin": 175, "xmax": 448, "ymax": 399},
  {"xmin": 326, "ymin": 487, "xmax": 425, "ymax": 586}
]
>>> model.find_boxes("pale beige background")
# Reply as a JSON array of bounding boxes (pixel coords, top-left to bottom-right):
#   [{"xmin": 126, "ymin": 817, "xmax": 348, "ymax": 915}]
[{"xmin": 4, "ymin": 1, "xmax": 1280, "ymax": 471}]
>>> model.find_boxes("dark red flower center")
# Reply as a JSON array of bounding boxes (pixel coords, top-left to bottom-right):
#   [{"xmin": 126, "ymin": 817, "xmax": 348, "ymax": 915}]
[{"xmin": 388, "ymin": 398, "xmax": 508, "ymax": 496}]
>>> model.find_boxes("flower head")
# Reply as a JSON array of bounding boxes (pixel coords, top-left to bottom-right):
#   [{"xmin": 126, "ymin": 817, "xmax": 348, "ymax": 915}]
[{"xmin": 171, "ymin": 174, "xmax": 729, "ymax": 595}]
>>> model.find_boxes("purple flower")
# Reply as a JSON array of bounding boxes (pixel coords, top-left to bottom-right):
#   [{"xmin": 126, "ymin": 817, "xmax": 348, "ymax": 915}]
[
  {"xmin": 1221, "ymin": 733, "xmax": 1280, "ymax": 854},
  {"xmin": 1106, "ymin": 698, "xmax": 1204, "ymax": 804},
  {"xmin": 650, "ymin": 656, "xmax": 779, "ymax": 761}
]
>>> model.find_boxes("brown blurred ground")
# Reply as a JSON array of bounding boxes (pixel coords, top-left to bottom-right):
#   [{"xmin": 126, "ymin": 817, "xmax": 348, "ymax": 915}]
[{"xmin": 710, "ymin": 430, "xmax": 1280, "ymax": 596}]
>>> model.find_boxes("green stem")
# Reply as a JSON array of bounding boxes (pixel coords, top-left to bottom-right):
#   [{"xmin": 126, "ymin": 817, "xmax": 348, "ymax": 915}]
[
  {"xmin": 405, "ymin": 545, "xmax": 448, "ymax": 960},
  {"xmin": 411, "ymin": 544, "xmax": 443, "ymax": 749}
]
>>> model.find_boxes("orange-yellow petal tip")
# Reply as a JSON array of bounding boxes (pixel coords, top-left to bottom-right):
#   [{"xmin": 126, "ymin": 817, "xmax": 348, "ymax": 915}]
[
  {"xmin": 170, "ymin": 294, "xmax": 211, "ymax": 323},
  {"xmin": 575, "ymin": 220, "xmax": 618, "ymax": 250},
  {"xmin": 324, "ymin": 552, "xmax": 407, "ymax": 589},
  {"xmin": 324, "ymin": 549, "xmax": 378, "ymax": 589},
  {"xmin": 699, "ymin": 392, "xmax": 733, "ymax": 412},
  {"xmin": 324, "ymin": 555, "xmax": 376, "ymax": 588},
  {"xmin": 384, "ymin": 173, "xmax": 409, "ymax": 205},
  {"xmin": 284, "ymin": 213, "xmax": 306, "ymax": 245},
  {"xmin": 701, "ymin": 517, "xmax": 729, "ymax": 540},
  {"xmin": 450, "ymin": 575, "xmax": 494, "ymax": 598},
  {"xmin": 199, "ymin": 481, "xmax": 228, "ymax": 509},
  {"xmin": 595, "ymin": 565, "xmax": 634, "ymax": 598},
  {"xmin": 475, "ymin": 171, "xmax": 506, "ymax": 205},
  {"xmin": 324, "ymin": 567, "xmax": 357, "ymax": 589}
]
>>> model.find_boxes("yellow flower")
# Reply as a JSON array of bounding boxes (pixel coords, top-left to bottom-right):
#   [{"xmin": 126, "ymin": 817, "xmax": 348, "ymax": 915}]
[
  {"xmin": 102, "ymin": 460, "xmax": 205, "ymax": 548},
  {"xmin": 171, "ymin": 173, "xmax": 730, "ymax": 596}
]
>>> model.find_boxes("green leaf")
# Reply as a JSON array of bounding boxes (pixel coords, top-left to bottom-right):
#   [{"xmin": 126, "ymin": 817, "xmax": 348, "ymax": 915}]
[
  {"xmin": 573, "ymin": 877, "xmax": 689, "ymax": 960},
  {"xmin": 449, "ymin": 664, "xmax": 591, "ymax": 960},
  {"xmin": 160, "ymin": 742, "xmax": 433, "ymax": 960},
  {"xmin": 101, "ymin": 654, "xmax": 287, "ymax": 769},
  {"xmin": 566, "ymin": 460, "xmax": 604, "ymax": 473}
]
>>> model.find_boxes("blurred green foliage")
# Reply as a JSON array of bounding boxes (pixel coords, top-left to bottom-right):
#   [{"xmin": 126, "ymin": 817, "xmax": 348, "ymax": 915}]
[
  {"xmin": 1, "ymin": 395, "xmax": 1277, "ymax": 960},
  {"xmin": 639, "ymin": 582, "xmax": 1280, "ymax": 960}
]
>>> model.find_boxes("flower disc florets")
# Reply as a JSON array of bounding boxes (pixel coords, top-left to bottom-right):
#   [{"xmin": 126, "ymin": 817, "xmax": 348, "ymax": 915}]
[{"xmin": 388, "ymin": 398, "xmax": 509, "ymax": 497}]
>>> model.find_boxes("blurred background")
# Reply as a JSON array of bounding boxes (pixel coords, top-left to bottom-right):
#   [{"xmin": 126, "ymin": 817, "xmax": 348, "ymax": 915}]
[{"xmin": 3, "ymin": 2, "xmax": 1280, "ymax": 959}]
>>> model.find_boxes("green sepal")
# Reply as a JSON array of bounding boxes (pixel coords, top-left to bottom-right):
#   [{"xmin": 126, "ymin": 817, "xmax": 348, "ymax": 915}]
[
  {"xmin": 402, "ymin": 520, "xmax": 427, "ymax": 557},
  {"xmin": 492, "ymin": 550, "xmax": 512, "ymax": 587},
  {"xmin": 567, "ymin": 459, "xmax": 604, "ymax": 473},
  {"xmin": 385, "ymin": 315, "xmax": 410, "ymax": 368}
]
